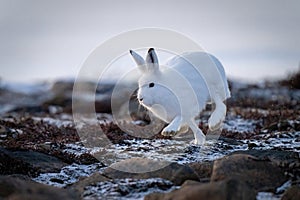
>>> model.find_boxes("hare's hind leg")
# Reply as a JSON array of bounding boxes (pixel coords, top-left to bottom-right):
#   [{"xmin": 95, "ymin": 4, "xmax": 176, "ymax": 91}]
[
  {"xmin": 208, "ymin": 96, "xmax": 226, "ymax": 131},
  {"xmin": 188, "ymin": 120, "xmax": 205, "ymax": 145}
]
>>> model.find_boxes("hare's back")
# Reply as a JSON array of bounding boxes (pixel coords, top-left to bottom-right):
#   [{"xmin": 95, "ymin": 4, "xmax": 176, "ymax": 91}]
[{"xmin": 166, "ymin": 52, "xmax": 230, "ymax": 100}]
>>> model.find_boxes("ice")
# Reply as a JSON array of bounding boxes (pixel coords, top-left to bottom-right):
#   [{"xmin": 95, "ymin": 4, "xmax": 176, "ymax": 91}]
[
  {"xmin": 256, "ymin": 192, "xmax": 281, "ymax": 200},
  {"xmin": 223, "ymin": 117, "xmax": 257, "ymax": 133},
  {"xmin": 83, "ymin": 178, "xmax": 177, "ymax": 200},
  {"xmin": 33, "ymin": 163, "xmax": 104, "ymax": 187}
]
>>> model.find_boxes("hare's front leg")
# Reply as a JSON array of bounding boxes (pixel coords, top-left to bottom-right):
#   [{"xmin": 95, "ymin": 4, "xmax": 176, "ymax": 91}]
[
  {"xmin": 188, "ymin": 120, "xmax": 206, "ymax": 145},
  {"xmin": 161, "ymin": 116, "xmax": 182, "ymax": 136}
]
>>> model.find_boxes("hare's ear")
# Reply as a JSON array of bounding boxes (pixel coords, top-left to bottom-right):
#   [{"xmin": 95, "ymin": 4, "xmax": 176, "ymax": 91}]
[
  {"xmin": 129, "ymin": 50, "xmax": 147, "ymax": 72},
  {"xmin": 146, "ymin": 48, "xmax": 159, "ymax": 71}
]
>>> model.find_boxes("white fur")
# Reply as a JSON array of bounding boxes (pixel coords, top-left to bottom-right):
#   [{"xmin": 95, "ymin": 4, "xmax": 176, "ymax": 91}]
[{"xmin": 130, "ymin": 48, "xmax": 230, "ymax": 145}]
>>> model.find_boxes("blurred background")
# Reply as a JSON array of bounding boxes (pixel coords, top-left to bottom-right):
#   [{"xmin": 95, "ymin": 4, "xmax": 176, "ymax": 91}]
[{"xmin": 0, "ymin": 0, "xmax": 299, "ymax": 83}]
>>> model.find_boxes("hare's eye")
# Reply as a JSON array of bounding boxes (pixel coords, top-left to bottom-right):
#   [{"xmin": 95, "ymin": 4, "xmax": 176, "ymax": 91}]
[{"xmin": 149, "ymin": 82, "xmax": 155, "ymax": 88}]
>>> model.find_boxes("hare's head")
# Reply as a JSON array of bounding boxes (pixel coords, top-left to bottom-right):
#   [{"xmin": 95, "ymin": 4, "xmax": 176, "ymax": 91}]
[{"xmin": 130, "ymin": 48, "xmax": 174, "ymax": 109}]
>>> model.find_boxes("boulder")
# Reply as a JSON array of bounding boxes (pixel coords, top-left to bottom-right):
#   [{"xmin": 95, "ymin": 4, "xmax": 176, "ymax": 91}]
[
  {"xmin": 103, "ymin": 158, "xmax": 199, "ymax": 185},
  {"xmin": 0, "ymin": 148, "xmax": 67, "ymax": 176},
  {"xmin": 0, "ymin": 175, "xmax": 79, "ymax": 200},
  {"xmin": 145, "ymin": 178, "xmax": 255, "ymax": 200},
  {"xmin": 231, "ymin": 149, "xmax": 300, "ymax": 168},
  {"xmin": 211, "ymin": 153, "xmax": 287, "ymax": 192},
  {"xmin": 188, "ymin": 161, "xmax": 213, "ymax": 182}
]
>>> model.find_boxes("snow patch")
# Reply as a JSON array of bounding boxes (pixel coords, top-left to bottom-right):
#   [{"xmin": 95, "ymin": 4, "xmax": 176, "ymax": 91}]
[
  {"xmin": 223, "ymin": 117, "xmax": 257, "ymax": 133},
  {"xmin": 83, "ymin": 178, "xmax": 176, "ymax": 200},
  {"xmin": 33, "ymin": 163, "xmax": 104, "ymax": 187}
]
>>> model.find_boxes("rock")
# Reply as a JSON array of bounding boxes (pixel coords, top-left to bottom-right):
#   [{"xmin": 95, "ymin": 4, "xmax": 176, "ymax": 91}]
[
  {"xmin": 181, "ymin": 179, "xmax": 204, "ymax": 187},
  {"xmin": 0, "ymin": 149, "xmax": 37, "ymax": 176},
  {"xmin": 68, "ymin": 172, "xmax": 110, "ymax": 196},
  {"xmin": 211, "ymin": 154, "xmax": 287, "ymax": 192},
  {"xmin": 103, "ymin": 158, "xmax": 199, "ymax": 185},
  {"xmin": 145, "ymin": 178, "xmax": 255, "ymax": 200},
  {"xmin": 43, "ymin": 95, "xmax": 72, "ymax": 113},
  {"xmin": 0, "ymin": 175, "xmax": 79, "ymax": 200},
  {"xmin": 231, "ymin": 149, "xmax": 300, "ymax": 168},
  {"xmin": 0, "ymin": 148, "xmax": 67, "ymax": 176},
  {"xmin": 188, "ymin": 161, "xmax": 213, "ymax": 182},
  {"xmin": 282, "ymin": 185, "xmax": 300, "ymax": 200},
  {"xmin": 50, "ymin": 80, "xmax": 75, "ymax": 95}
]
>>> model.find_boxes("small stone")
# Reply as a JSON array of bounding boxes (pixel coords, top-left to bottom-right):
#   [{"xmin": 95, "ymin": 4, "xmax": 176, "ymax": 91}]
[{"xmin": 50, "ymin": 178, "xmax": 64, "ymax": 184}]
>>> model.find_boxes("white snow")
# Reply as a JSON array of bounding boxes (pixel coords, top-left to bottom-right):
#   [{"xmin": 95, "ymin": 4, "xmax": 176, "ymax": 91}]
[
  {"xmin": 33, "ymin": 163, "xmax": 104, "ymax": 187},
  {"xmin": 223, "ymin": 117, "xmax": 257, "ymax": 133},
  {"xmin": 83, "ymin": 178, "xmax": 177, "ymax": 200}
]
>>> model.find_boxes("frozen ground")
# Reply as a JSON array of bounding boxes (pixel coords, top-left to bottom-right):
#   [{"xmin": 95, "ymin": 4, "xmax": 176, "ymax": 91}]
[
  {"xmin": 1, "ymin": 78, "xmax": 299, "ymax": 199},
  {"xmin": 31, "ymin": 114, "xmax": 300, "ymax": 199}
]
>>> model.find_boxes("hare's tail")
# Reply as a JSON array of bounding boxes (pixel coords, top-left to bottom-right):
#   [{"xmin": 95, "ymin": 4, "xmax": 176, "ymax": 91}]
[{"xmin": 208, "ymin": 97, "xmax": 227, "ymax": 131}]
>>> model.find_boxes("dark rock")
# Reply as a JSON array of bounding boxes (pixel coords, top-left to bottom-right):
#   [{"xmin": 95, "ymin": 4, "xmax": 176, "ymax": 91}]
[
  {"xmin": 103, "ymin": 158, "xmax": 199, "ymax": 185},
  {"xmin": 0, "ymin": 175, "xmax": 79, "ymax": 200},
  {"xmin": 0, "ymin": 150, "xmax": 37, "ymax": 177},
  {"xmin": 282, "ymin": 185, "xmax": 300, "ymax": 200},
  {"xmin": 0, "ymin": 148, "xmax": 67, "ymax": 176},
  {"xmin": 145, "ymin": 178, "xmax": 255, "ymax": 200},
  {"xmin": 211, "ymin": 154, "xmax": 287, "ymax": 192}
]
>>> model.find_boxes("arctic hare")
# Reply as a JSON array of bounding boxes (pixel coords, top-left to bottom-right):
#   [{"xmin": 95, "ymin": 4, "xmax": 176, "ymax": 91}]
[{"xmin": 130, "ymin": 48, "xmax": 230, "ymax": 145}]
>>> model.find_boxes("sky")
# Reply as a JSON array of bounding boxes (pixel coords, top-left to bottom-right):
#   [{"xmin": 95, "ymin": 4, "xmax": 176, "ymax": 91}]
[{"xmin": 0, "ymin": 0, "xmax": 299, "ymax": 83}]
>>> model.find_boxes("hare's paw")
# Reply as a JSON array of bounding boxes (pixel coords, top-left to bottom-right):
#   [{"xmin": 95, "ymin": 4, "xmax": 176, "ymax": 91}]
[
  {"xmin": 208, "ymin": 103, "xmax": 226, "ymax": 131},
  {"xmin": 161, "ymin": 116, "xmax": 182, "ymax": 136},
  {"xmin": 193, "ymin": 132, "xmax": 206, "ymax": 145},
  {"xmin": 162, "ymin": 123, "xmax": 181, "ymax": 136},
  {"xmin": 162, "ymin": 126, "xmax": 179, "ymax": 136},
  {"xmin": 208, "ymin": 117, "xmax": 223, "ymax": 131}
]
